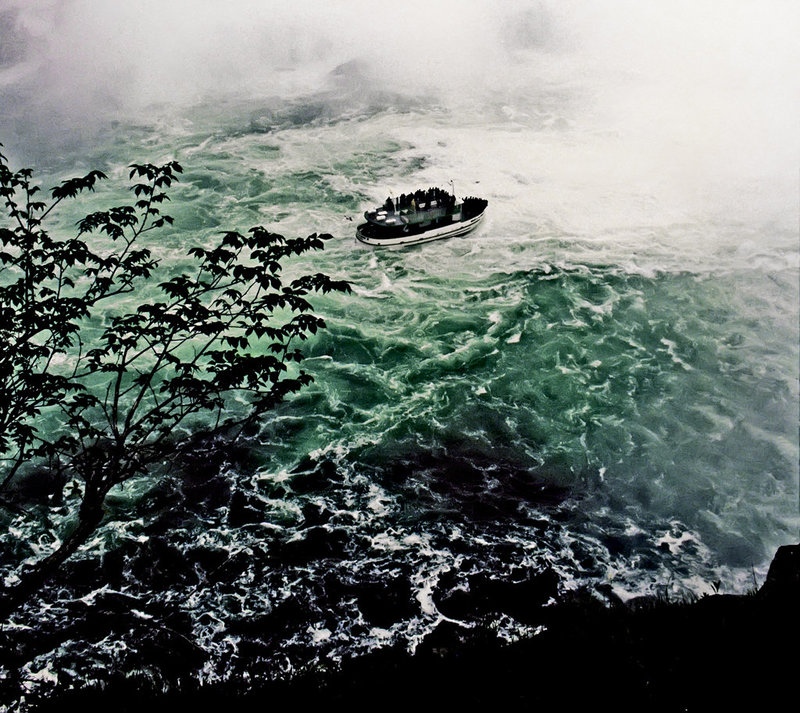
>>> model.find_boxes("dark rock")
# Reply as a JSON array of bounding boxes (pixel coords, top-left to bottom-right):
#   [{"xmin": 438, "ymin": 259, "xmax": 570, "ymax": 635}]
[
  {"xmin": 101, "ymin": 547, "xmax": 128, "ymax": 586},
  {"xmin": 436, "ymin": 567, "xmax": 559, "ymax": 623},
  {"xmin": 136, "ymin": 625, "xmax": 207, "ymax": 674},
  {"xmin": 604, "ymin": 531, "xmax": 651, "ymax": 557},
  {"xmin": 301, "ymin": 502, "xmax": 330, "ymax": 527},
  {"xmin": 7, "ymin": 538, "xmax": 798, "ymax": 713},
  {"xmin": 143, "ymin": 507, "xmax": 194, "ymax": 535},
  {"xmin": 278, "ymin": 526, "xmax": 349, "ymax": 564},
  {"xmin": 357, "ymin": 578, "xmax": 416, "ymax": 628},
  {"xmin": 188, "ymin": 545, "xmax": 230, "ymax": 573},
  {"xmin": 4, "ymin": 467, "xmax": 68, "ymax": 505},
  {"xmin": 227, "ymin": 489, "xmax": 263, "ymax": 527},
  {"xmin": 206, "ymin": 549, "xmax": 256, "ymax": 584},
  {"xmin": 228, "ymin": 596, "xmax": 314, "ymax": 643},
  {"xmin": 415, "ymin": 619, "xmax": 487, "ymax": 658},
  {"xmin": 289, "ymin": 458, "xmax": 342, "ymax": 494},
  {"xmin": 92, "ymin": 590, "xmax": 145, "ymax": 615},
  {"xmin": 180, "ymin": 469, "xmax": 231, "ymax": 510},
  {"xmin": 758, "ymin": 543, "xmax": 800, "ymax": 600},
  {"xmin": 380, "ymin": 447, "xmax": 574, "ymax": 523},
  {"xmin": 64, "ymin": 557, "xmax": 102, "ymax": 589},
  {"xmin": 129, "ymin": 536, "xmax": 198, "ymax": 586}
]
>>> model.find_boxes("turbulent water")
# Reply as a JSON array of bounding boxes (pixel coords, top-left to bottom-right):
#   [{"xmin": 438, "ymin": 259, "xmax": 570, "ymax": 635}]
[{"xmin": 1, "ymin": 0, "xmax": 798, "ymax": 703}]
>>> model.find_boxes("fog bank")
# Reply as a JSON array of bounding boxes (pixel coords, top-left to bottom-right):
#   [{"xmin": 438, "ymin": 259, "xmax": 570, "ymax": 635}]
[{"xmin": 1, "ymin": 0, "xmax": 798, "ymax": 227}]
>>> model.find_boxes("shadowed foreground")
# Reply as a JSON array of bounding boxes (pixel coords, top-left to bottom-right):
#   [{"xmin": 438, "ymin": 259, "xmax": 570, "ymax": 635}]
[{"xmin": 24, "ymin": 544, "xmax": 799, "ymax": 712}]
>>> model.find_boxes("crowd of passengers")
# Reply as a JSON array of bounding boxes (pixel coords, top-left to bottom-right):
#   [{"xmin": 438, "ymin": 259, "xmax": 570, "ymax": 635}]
[{"xmin": 382, "ymin": 187, "xmax": 456, "ymax": 213}]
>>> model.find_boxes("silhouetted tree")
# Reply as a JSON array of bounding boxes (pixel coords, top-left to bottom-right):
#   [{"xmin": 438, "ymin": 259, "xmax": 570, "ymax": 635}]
[{"xmin": 0, "ymin": 144, "xmax": 350, "ymax": 617}]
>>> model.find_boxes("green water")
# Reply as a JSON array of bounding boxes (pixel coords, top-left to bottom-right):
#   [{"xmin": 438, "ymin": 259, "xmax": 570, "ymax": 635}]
[
  {"xmin": 1, "ymin": 33, "xmax": 798, "ymax": 695},
  {"xmin": 10, "ymin": 103, "xmax": 799, "ymax": 587}
]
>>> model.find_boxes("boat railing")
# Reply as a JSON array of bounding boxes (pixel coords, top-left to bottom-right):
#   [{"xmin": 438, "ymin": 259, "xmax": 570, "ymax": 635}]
[{"xmin": 365, "ymin": 201, "xmax": 459, "ymax": 227}]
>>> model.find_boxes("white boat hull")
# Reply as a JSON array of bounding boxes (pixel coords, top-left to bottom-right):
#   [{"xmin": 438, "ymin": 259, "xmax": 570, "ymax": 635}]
[{"xmin": 356, "ymin": 211, "xmax": 485, "ymax": 247}]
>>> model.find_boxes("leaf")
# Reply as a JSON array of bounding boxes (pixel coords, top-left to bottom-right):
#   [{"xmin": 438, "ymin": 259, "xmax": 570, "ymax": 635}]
[{"xmin": 51, "ymin": 170, "xmax": 107, "ymax": 200}]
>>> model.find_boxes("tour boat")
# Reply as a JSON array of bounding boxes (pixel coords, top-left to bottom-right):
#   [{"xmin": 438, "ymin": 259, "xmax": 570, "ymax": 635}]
[{"xmin": 356, "ymin": 188, "xmax": 488, "ymax": 247}]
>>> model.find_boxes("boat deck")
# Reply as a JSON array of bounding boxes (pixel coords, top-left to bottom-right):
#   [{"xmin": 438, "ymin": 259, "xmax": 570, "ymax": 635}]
[
  {"xmin": 365, "ymin": 200, "xmax": 455, "ymax": 228},
  {"xmin": 357, "ymin": 191, "xmax": 487, "ymax": 246},
  {"xmin": 356, "ymin": 209, "xmax": 485, "ymax": 246}
]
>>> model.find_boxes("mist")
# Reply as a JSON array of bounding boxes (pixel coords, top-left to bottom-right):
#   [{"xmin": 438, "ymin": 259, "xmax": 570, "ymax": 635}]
[
  {"xmin": 1, "ymin": 5, "xmax": 799, "ymax": 701},
  {"xmin": 3, "ymin": 2, "xmax": 797, "ymax": 115},
  {"xmin": 1, "ymin": 0, "xmax": 798, "ymax": 231}
]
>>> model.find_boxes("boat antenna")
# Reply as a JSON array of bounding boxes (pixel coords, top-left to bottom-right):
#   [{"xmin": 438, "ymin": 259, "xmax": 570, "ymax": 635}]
[{"xmin": 449, "ymin": 179, "xmax": 455, "ymax": 199}]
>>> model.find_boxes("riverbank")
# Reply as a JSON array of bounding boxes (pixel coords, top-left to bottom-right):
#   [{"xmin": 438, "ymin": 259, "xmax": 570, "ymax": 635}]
[{"xmin": 29, "ymin": 544, "xmax": 798, "ymax": 712}]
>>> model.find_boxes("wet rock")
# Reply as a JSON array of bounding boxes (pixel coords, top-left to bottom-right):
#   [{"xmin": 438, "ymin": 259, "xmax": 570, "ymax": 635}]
[
  {"xmin": 174, "ymin": 434, "xmax": 263, "ymax": 512},
  {"xmin": 228, "ymin": 596, "xmax": 314, "ymax": 645},
  {"xmin": 604, "ymin": 531, "xmax": 651, "ymax": 557},
  {"xmin": 143, "ymin": 507, "xmax": 194, "ymax": 535},
  {"xmin": 180, "ymin": 469, "xmax": 232, "ymax": 511},
  {"xmin": 436, "ymin": 567, "xmax": 559, "ymax": 623},
  {"xmin": 100, "ymin": 546, "xmax": 128, "ymax": 587},
  {"xmin": 380, "ymin": 448, "xmax": 573, "ymax": 522},
  {"xmin": 415, "ymin": 619, "xmax": 493, "ymax": 658},
  {"xmin": 91, "ymin": 590, "xmax": 144, "ymax": 615},
  {"xmin": 64, "ymin": 557, "xmax": 102, "ymax": 590},
  {"xmin": 135, "ymin": 625, "xmax": 207, "ymax": 674},
  {"xmin": 301, "ymin": 502, "xmax": 330, "ymax": 527},
  {"xmin": 289, "ymin": 458, "xmax": 342, "ymax": 494},
  {"xmin": 357, "ymin": 578, "xmax": 416, "ymax": 628},
  {"xmin": 205, "ymin": 549, "xmax": 257, "ymax": 584},
  {"xmin": 129, "ymin": 536, "xmax": 198, "ymax": 586},
  {"xmin": 758, "ymin": 543, "xmax": 800, "ymax": 600},
  {"xmin": 278, "ymin": 526, "xmax": 349, "ymax": 564},
  {"xmin": 188, "ymin": 545, "xmax": 230, "ymax": 574},
  {"xmin": 227, "ymin": 489, "xmax": 263, "ymax": 527},
  {"xmin": 4, "ymin": 467, "xmax": 68, "ymax": 505}
]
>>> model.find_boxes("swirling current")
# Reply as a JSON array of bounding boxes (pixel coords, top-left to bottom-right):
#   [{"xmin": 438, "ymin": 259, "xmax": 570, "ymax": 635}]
[{"xmin": 0, "ymin": 1, "xmax": 798, "ymax": 705}]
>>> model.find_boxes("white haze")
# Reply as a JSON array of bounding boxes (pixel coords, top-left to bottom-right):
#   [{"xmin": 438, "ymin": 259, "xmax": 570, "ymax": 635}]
[{"xmin": 1, "ymin": 0, "xmax": 799, "ymax": 232}]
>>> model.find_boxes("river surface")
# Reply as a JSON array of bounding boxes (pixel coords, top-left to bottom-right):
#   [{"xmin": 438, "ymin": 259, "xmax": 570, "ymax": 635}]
[{"xmin": 1, "ymin": 0, "xmax": 798, "ymax": 703}]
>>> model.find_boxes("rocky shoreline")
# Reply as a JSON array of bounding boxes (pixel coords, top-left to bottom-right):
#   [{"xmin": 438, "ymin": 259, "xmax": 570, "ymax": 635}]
[{"xmin": 25, "ymin": 544, "xmax": 798, "ymax": 712}]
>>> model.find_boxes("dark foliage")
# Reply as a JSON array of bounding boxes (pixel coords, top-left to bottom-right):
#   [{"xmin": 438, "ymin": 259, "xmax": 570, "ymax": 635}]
[{"xmin": 0, "ymin": 143, "xmax": 350, "ymax": 617}]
